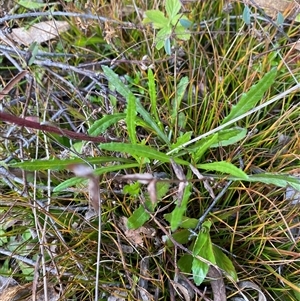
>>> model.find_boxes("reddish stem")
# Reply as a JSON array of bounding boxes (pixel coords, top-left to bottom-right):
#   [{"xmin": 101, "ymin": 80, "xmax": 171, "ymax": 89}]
[{"xmin": 0, "ymin": 111, "xmax": 107, "ymax": 143}]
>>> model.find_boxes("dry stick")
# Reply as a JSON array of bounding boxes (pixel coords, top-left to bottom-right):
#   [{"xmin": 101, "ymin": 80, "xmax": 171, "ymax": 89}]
[
  {"xmin": 195, "ymin": 180, "xmax": 233, "ymax": 231},
  {"xmin": 0, "ymin": 111, "xmax": 107, "ymax": 143},
  {"xmin": 0, "ymin": 70, "xmax": 28, "ymax": 100},
  {"xmin": 0, "ymin": 11, "xmax": 137, "ymax": 27}
]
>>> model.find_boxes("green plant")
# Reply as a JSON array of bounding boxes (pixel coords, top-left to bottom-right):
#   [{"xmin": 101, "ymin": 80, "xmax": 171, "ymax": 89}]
[
  {"xmin": 9, "ymin": 64, "xmax": 300, "ymax": 289},
  {"xmin": 143, "ymin": 0, "xmax": 192, "ymax": 54}
]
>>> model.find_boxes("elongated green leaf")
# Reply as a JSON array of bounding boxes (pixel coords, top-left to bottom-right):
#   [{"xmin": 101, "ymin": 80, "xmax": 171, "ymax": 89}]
[
  {"xmin": 197, "ymin": 161, "xmax": 249, "ymax": 180},
  {"xmin": 210, "ymin": 127, "xmax": 247, "ymax": 147},
  {"xmin": 172, "ymin": 77, "xmax": 189, "ymax": 123},
  {"xmin": 143, "ymin": 10, "xmax": 169, "ymax": 28},
  {"xmin": 170, "ymin": 184, "xmax": 192, "ymax": 231},
  {"xmin": 191, "ymin": 134, "xmax": 218, "ymax": 163},
  {"xmin": 166, "ymin": 0, "xmax": 181, "ymax": 20},
  {"xmin": 99, "ymin": 143, "xmax": 189, "ymax": 165},
  {"xmin": 126, "ymin": 93, "xmax": 137, "ymax": 144},
  {"xmin": 102, "ymin": 65, "xmax": 132, "ymax": 99},
  {"xmin": 203, "ymin": 173, "xmax": 300, "ymax": 191},
  {"xmin": 213, "ymin": 246, "xmax": 238, "ymax": 282},
  {"xmin": 53, "ymin": 177, "xmax": 87, "ymax": 192},
  {"xmin": 94, "ymin": 163, "xmax": 140, "ymax": 176},
  {"xmin": 147, "ymin": 69, "xmax": 159, "ymax": 122},
  {"xmin": 248, "ymin": 173, "xmax": 300, "ymax": 191},
  {"xmin": 222, "ymin": 68, "xmax": 277, "ymax": 124},
  {"xmin": 9, "ymin": 156, "xmax": 132, "ymax": 171},
  {"xmin": 88, "ymin": 113, "xmax": 126, "ymax": 136}
]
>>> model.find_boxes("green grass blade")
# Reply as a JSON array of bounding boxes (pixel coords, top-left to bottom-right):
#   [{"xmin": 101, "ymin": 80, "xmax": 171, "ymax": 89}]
[{"xmin": 222, "ymin": 68, "xmax": 277, "ymax": 125}]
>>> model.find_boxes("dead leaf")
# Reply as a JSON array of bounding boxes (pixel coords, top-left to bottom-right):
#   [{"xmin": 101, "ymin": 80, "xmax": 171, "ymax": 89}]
[
  {"xmin": 119, "ymin": 217, "xmax": 155, "ymax": 246},
  {"xmin": 120, "ymin": 173, "xmax": 154, "ymax": 184},
  {"xmin": 68, "ymin": 164, "xmax": 100, "ymax": 213},
  {"xmin": 190, "ymin": 164, "xmax": 215, "ymax": 198},
  {"xmin": 238, "ymin": 281, "xmax": 267, "ymax": 301},
  {"xmin": 171, "ymin": 160, "xmax": 187, "ymax": 205},
  {"xmin": 207, "ymin": 266, "xmax": 226, "ymax": 301},
  {"xmin": 10, "ymin": 20, "xmax": 70, "ymax": 46},
  {"xmin": 0, "ymin": 282, "xmax": 60, "ymax": 301},
  {"xmin": 171, "ymin": 279, "xmax": 193, "ymax": 301},
  {"xmin": 145, "ymin": 179, "xmax": 156, "ymax": 205}
]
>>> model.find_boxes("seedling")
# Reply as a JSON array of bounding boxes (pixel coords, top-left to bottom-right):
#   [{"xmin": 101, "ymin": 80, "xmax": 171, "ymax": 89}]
[{"xmin": 143, "ymin": 0, "xmax": 192, "ymax": 54}]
